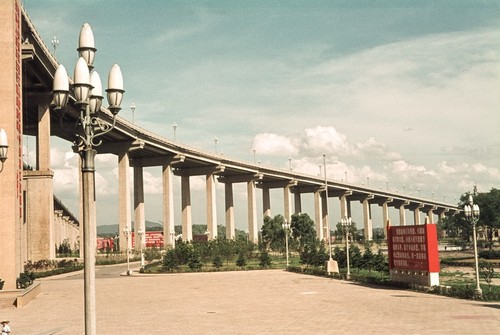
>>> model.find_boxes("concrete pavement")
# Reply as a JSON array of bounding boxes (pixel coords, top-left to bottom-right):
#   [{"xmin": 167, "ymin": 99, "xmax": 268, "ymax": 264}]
[{"xmin": 1, "ymin": 265, "xmax": 499, "ymax": 334}]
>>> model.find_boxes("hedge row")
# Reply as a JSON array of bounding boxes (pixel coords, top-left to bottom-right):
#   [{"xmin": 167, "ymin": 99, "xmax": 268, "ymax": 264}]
[{"xmin": 479, "ymin": 250, "xmax": 500, "ymax": 259}]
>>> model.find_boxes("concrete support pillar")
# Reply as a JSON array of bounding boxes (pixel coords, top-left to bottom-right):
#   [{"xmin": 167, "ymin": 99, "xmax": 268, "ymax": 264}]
[
  {"xmin": 340, "ymin": 195, "xmax": 348, "ymax": 219},
  {"xmin": 21, "ymin": 102, "xmax": 54, "ymax": 262},
  {"xmin": 247, "ymin": 180, "xmax": 258, "ymax": 243},
  {"xmin": 439, "ymin": 211, "xmax": 446, "ymax": 221},
  {"xmin": 362, "ymin": 198, "xmax": 372, "ymax": 241},
  {"xmin": 399, "ymin": 205, "xmax": 406, "ymax": 226},
  {"xmin": 427, "ymin": 209, "xmax": 434, "ymax": 224},
  {"xmin": 284, "ymin": 184, "xmax": 292, "ymax": 222},
  {"xmin": 382, "ymin": 202, "xmax": 390, "ymax": 238},
  {"xmin": 162, "ymin": 164, "xmax": 175, "ymax": 247},
  {"xmin": 294, "ymin": 192, "xmax": 302, "ymax": 214},
  {"xmin": 262, "ymin": 186, "xmax": 271, "ymax": 218},
  {"xmin": 62, "ymin": 217, "xmax": 69, "ymax": 245},
  {"xmin": 314, "ymin": 188, "xmax": 323, "ymax": 240},
  {"xmin": 206, "ymin": 173, "xmax": 217, "ymax": 240},
  {"xmin": 181, "ymin": 175, "xmax": 192, "ymax": 241},
  {"xmin": 54, "ymin": 211, "xmax": 63, "ymax": 248},
  {"xmin": 24, "ymin": 170, "xmax": 55, "ymax": 260},
  {"xmin": 321, "ymin": 192, "xmax": 329, "ymax": 241},
  {"xmin": 36, "ymin": 104, "xmax": 51, "ymax": 170},
  {"xmin": 118, "ymin": 151, "xmax": 132, "ymax": 252},
  {"xmin": 133, "ymin": 166, "xmax": 146, "ymax": 250},
  {"xmin": 414, "ymin": 207, "xmax": 421, "ymax": 225},
  {"xmin": 225, "ymin": 182, "xmax": 235, "ymax": 239}
]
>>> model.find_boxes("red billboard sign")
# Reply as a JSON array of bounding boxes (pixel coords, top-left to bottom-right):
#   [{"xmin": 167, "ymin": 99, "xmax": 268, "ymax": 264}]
[
  {"xmin": 388, "ymin": 224, "xmax": 439, "ymax": 273},
  {"xmin": 131, "ymin": 231, "xmax": 164, "ymax": 248}
]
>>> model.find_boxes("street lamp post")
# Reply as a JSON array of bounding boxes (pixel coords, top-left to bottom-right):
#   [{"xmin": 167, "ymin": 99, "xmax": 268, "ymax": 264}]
[
  {"xmin": 172, "ymin": 122, "xmax": 177, "ymax": 141},
  {"xmin": 52, "ymin": 23, "xmax": 124, "ymax": 335},
  {"xmin": 123, "ymin": 227, "xmax": 131, "ymax": 276},
  {"xmin": 214, "ymin": 136, "xmax": 218, "ymax": 153},
  {"xmin": 464, "ymin": 194, "xmax": 482, "ymax": 298},
  {"xmin": 51, "ymin": 36, "xmax": 59, "ymax": 57},
  {"xmin": 130, "ymin": 102, "xmax": 136, "ymax": 124},
  {"xmin": 341, "ymin": 216, "xmax": 352, "ymax": 280},
  {"xmin": 138, "ymin": 228, "xmax": 145, "ymax": 269},
  {"xmin": 323, "ymin": 155, "xmax": 333, "ymax": 260},
  {"xmin": 170, "ymin": 230, "xmax": 176, "ymax": 249},
  {"xmin": 282, "ymin": 220, "xmax": 290, "ymax": 269}
]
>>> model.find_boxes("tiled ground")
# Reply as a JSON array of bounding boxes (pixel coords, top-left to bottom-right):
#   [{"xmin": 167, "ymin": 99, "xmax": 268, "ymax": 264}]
[{"xmin": 1, "ymin": 266, "xmax": 499, "ymax": 334}]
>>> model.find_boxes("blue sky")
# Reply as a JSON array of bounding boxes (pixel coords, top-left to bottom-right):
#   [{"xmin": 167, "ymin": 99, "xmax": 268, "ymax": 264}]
[{"xmin": 23, "ymin": 0, "xmax": 500, "ymax": 228}]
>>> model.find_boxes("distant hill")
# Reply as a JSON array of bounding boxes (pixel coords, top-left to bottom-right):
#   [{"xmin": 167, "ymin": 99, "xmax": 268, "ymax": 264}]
[{"xmin": 97, "ymin": 220, "xmax": 163, "ymax": 236}]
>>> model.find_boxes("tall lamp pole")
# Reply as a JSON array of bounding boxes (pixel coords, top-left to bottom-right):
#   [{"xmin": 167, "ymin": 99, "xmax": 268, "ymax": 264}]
[
  {"xmin": 464, "ymin": 194, "xmax": 482, "ymax": 298},
  {"xmin": 282, "ymin": 220, "xmax": 290, "ymax": 269},
  {"xmin": 52, "ymin": 23, "xmax": 124, "ymax": 335},
  {"xmin": 130, "ymin": 102, "xmax": 136, "ymax": 124},
  {"xmin": 341, "ymin": 216, "xmax": 352, "ymax": 280},
  {"xmin": 123, "ymin": 227, "xmax": 131, "ymax": 276},
  {"xmin": 138, "ymin": 228, "xmax": 145, "ymax": 269},
  {"xmin": 323, "ymin": 155, "xmax": 332, "ymax": 260}
]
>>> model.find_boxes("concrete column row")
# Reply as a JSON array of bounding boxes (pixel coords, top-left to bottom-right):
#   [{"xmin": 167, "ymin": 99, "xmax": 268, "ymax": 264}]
[{"xmin": 116, "ymin": 160, "xmax": 442, "ymax": 248}]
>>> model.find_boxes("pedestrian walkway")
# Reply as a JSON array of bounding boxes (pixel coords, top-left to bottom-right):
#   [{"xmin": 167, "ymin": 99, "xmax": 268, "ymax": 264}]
[{"xmin": 1, "ymin": 267, "xmax": 499, "ymax": 334}]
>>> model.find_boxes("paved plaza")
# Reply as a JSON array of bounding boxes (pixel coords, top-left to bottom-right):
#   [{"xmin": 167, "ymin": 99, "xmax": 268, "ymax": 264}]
[{"xmin": 1, "ymin": 265, "xmax": 499, "ymax": 334}]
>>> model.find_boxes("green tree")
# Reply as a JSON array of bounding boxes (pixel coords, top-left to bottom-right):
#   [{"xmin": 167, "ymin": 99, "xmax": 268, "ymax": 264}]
[
  {"xmin": 334, "ymin": 221, "xmax": 358, "ymax": 241},
  {"xmin": 350, "ymin": 245, "xmax": 363, "ymax": 269},
  {"xmin": 300, "ymin": 239, "xmax": 329, "ymax": 267},
  {"xmin": 476, "ymin": 260, "xmax": 495, "ymax": 291},
  {"xmin": 475, "ymin": 188, "xmax": 500, "ymax": 250},
  {"xmin": 236, "ymin": 251, "xmax": 247, "ymax": 268},
  {"xmin": 217, "ymin": 239, "xmax": 235, "ymax": 266},
  {"xmin": 373, "ymin": 249, "xmax": 389, "ymax": 273},
  {"xmin": 290, "ymin": 213, "xmax": 316, "ymax": 253},
  {"xmin": 361, "ymin": 243, "xmax": 375, "ymax": 274},
  {"xmin": 261, "ymin": 215, "xmax": 286, "ymax": 252}
]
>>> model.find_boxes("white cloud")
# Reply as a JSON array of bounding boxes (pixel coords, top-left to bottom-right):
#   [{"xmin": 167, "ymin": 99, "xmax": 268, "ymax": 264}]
[
  {"xmin": 356, "ymin": 137, "xmax": 386, "ymax": 157},
  {"xmin": 437, "ymin": 161, "xmax": 457, "ymax": 174},
  {"xmin": 252, "ymin": 133, "xmax": 299, "ymax": 156},
  {"xmin": 303, "ymin": 126, "xmax": 349, "ymax": 155}
]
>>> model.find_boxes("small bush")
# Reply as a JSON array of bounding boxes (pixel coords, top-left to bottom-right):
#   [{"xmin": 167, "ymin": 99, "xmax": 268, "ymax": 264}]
[
  {"xmin": 163, "ymin": 249, "xmax": 179, "ymax": 271},
  {"xmin": 259, "ymin": 250, "xmax": 272, "ymax": 268},
  {"xmin": 188, "ymin": 252, "xmax": 203, "ymax": 271},
  {"xmin": 236, "ymin": 251, "xmax": 247, "ymax": 268},
  {"xmin": 479, "ymin": 250, "xmax": 500, "ymax": 260},
  {"xmin": 17, "ymin": 271, "xmax": 36, "ymax": 289},
  {"xmin": 212, "ymin": 255, "xmax": 223, "ymax": 269}
]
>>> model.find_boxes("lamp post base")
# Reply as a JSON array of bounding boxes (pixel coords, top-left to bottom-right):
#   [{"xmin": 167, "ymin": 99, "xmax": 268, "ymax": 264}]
[
  {"xmin": 474, "ymin": 288, "xmax": 483, "ymax": 300},
  {"xmin": 325, "ymin": 258, "xmax": 339, "ymax": 274}
]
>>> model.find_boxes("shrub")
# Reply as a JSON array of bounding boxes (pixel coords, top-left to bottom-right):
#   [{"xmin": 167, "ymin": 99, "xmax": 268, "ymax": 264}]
[
  {"xmin": 236, "ymin": 251, "xmax": 247, "ymax": 268},
  {"xmin": 479, "ymin": 250, "xmax": 500, "ymax": 260},
  {"xmin": 163, "ymin": 249, "xmax": 179, "ymax": 271},
  {"xmin": 212, "ymin": 255, "xmax": 223, "ymax": 269},
  {"xmin": 259, "ymin": 250, "xmax": 272, "ymax": 268},
  {"xmin": 300, "ymin": 239, "xmax": 329, "ymax": 267},
  {"xmin": 0, "ymin": 278, "xmax": 4, "ymax": 290},
  {"xmin": 17, "ymin": 271, "xmax": 35, "ymax": 289},
  {"xmin": 144, "ymin": 247, "xmax": 164, "ymax": 262},
  {"xmin": 188, "ymin": 252, "xmax": 203, "ymax": 271}
]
